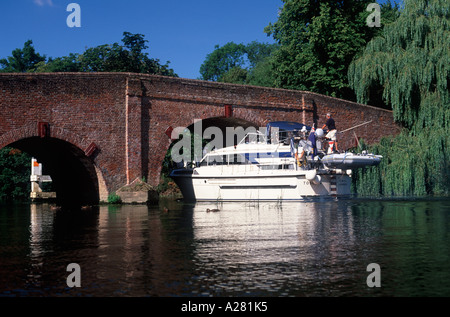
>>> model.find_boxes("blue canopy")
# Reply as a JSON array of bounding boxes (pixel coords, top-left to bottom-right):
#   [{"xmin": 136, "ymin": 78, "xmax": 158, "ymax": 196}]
[
  {"xmin": 266, "ymin": 121, "xmax": 312, "ymax": 132},
  {"xmin": 266, "ymin": 121, "xmax": 313, "ymax": 144}
]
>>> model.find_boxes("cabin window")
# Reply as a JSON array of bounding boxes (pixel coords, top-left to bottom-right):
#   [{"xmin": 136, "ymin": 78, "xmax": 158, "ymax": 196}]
[
  {"xmin": 201, "ymin": 153, "xmax": 250, "ymax": 166},
  {"xmin": 207, "ymin": 155, "xmax": 227, "ymax": 165},
  {"xmin": 259, "ymin": 164, "xmax": 294, "ymax": 170}
]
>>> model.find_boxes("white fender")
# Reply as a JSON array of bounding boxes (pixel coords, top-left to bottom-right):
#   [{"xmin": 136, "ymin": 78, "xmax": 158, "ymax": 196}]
[{"xmin": 305, "ymin": 170, "xmax": 322, "ymax": 184}]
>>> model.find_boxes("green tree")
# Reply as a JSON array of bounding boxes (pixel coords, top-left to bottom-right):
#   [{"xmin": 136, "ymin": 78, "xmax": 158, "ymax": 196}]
[
  {"xmin": 0, "ymin": 40, "xmax": 46, "ymax": 72},
  {"xmin": 3, "ymin": 32, "xmax": 177, "ymax": 76},
  {"xmin": 221, "ymin": 66, "xmax": 249, "ymax": 84},
  {"xmin": 199, "ymin": 41, "xmax": 278, "ymax": 86},
  {"xmin": 244, "ymin": 41, "xmax": 279, "ymax": 69},
  {"xmin": 35, "ymin": 53, "xmax": 82, "ymax": 72},
  {"xmin": 0, "ymin": 148, "xmax": 31, "ymax": 201},
  {"xmin": 246, "ymin": 56, "xmax": 277, "ymax": 87},
  {"xmin": 265, "ymin": 0, "xmax": 400, "ymax": 100},
  {"xmin": 349, "ymin": 0, "xmax": 450, "ymax": 196},
  {"xmin": 78, "ymin": 32, "xmax": 177, "ymax": 75},
  {"xmin": 200, "ymin": 42, "xmax": 248, "ymax": 82},
  {"xmin": 245, "ymin": 41, "xmax": 279, "ymax": 87}
]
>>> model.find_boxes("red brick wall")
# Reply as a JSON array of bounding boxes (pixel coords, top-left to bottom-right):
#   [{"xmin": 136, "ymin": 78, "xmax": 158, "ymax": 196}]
[
  {"xmin": 0, "ymin": 73, "xmax": 128, "ymax": 199},
  {"xmin": 0, "ymin": 73, "xmax": 401, "ymax": 198}
]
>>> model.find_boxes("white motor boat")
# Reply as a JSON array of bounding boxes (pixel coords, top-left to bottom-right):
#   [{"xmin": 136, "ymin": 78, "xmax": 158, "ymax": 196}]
[{"xmin": 169, "ymin": 121, "xmax": 382, "ymax": 202}]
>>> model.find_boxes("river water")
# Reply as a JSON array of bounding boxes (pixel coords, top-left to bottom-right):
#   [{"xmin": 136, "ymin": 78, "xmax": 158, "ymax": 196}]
[{"xmin": 0, "ymin": 198, "xmax": 449, "ymax": 298}]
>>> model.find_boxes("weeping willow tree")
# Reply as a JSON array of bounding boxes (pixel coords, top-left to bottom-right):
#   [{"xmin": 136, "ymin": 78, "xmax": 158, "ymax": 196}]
[{"xmin": 348, "ymin": 0, "xmax": 449, "ymax": 197}]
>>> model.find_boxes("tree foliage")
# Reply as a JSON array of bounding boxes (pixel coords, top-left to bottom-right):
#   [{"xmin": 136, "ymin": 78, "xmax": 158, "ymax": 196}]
[
  {"xmin": 199, "ymin": 41, "xmax": 279, "ymax": 86},
  {"xmin": 1, "ymin": 32, "xmax": 177, "ymax": 76},
  {"xmin": 200, "ymin": 42, "xmax": 247, "ymax": 82},
  {"xmin": 349, "ymin": 0, "xmax": 450, "ymax": 196},
  {"xmin": 0, "ymin": 40, "xmax": 46, "ymax": 73},
  {"xmin": 0, "ymin": 148, "xmax": 31, "ymax": 202},
  {"xmin": 265, "ymin": 0, "xmax": 400, "ymax": 100},
  {"xmin": 75, "ymin": 32, "xmax": 176, "ymax": 75}
]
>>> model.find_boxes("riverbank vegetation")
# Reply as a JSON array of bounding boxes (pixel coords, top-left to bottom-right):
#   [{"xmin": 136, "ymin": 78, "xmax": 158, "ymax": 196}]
[
  {"xmin": 0, "ymin": 148, "xmax": 31, "ymax": 202},
  {"xmin": 349, "ymin": 0, "xmax": 449, "ymax": 196}
]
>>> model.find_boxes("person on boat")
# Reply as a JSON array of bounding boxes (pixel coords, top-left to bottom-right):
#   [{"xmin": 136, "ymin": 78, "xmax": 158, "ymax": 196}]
[
  {"xmin": 307, "ymin": 126, "xmax": 318, "ymax": 159},
  {"xmin": 322, "ymin": 113, "xmax": 338, "ymax": 153}
]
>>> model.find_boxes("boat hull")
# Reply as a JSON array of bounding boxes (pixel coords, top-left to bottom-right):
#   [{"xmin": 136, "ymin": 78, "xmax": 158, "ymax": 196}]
[{"xmin": 170, "ymin": 169, "xmax": 351, "ymax": 202}]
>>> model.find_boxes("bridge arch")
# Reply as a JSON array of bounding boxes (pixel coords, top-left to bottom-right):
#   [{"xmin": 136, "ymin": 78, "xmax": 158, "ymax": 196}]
[
  {"xmin": 0, "ymin": 125, "xmax": 108, "ymax": 206},
  {"xmin": 185, "ymin": 116, "xmax": 261, "ymax": 149}
]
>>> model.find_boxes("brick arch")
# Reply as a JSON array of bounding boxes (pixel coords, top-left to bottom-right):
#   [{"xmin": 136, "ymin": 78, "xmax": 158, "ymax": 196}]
[
  {"xmin": 0, "ymin": 124, "xmax": 36, "ymax": 150},
  {"xmin": 0, "ymin": 123, "xmax": 88, "ymax": 154},
  {"xmin": 0, "ymin": 123, "xmax": 109, "ymax": 204}
]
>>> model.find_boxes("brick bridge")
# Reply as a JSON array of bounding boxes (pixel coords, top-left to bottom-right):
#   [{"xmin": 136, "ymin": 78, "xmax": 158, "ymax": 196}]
[{"xmin": 0, "ymin": 73, "xmax": 400, "ymax": 205}]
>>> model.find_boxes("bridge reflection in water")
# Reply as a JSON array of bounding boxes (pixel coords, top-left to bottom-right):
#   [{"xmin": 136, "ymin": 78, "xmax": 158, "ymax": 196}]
[{"xmin": 1, "ymin": 198, "xmax": 449, "ymax": 296}]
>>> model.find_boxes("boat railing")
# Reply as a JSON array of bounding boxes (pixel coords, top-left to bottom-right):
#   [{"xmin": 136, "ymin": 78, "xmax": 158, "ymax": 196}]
[
  {"xmin": 236, "ymin": 130, "xmax": 299, "ymax": 146},
  {"xmin": 237, "ymin": 131, "xmax": 268, "ymax": 145}
]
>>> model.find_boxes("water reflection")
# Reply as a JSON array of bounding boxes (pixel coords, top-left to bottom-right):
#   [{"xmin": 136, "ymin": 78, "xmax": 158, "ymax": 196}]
[
  {"xmin": 28, "ymin": 204, "xmax": 56, "ymax": 290},
  {"xmin": 190, "ymin": 201, "xmax": 378, "ymax": 296},
  {"xmin": 0, "ymin": 199, "xmax": 449, "ymax": 297}
]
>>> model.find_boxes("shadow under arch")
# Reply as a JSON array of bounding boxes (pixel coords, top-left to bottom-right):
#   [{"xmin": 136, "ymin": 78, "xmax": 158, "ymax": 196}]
[
  {"xmin": 184, "ymin": 116, "xmax": 260, "ymax": 151},
  {"xmin": 7, "ymin": 137, "xmax": 100, "ymax": 207}
]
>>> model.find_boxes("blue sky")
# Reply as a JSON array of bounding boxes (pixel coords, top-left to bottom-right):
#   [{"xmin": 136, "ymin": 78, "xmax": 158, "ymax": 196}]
[{"xmin": 0, "ymin": 0, "xmax": 283, "ymax": 79}]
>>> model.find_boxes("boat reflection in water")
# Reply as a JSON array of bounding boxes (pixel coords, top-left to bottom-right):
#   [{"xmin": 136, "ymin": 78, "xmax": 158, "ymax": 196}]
[{"xmin": 189, "ymin": 200, "xmax": 363, "ymax": 296}]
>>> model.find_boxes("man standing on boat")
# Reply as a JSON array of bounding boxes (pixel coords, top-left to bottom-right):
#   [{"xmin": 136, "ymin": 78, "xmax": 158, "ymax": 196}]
[{"xmin": 322, "ymin": 113, "xmax": 338, "ymax": 153}]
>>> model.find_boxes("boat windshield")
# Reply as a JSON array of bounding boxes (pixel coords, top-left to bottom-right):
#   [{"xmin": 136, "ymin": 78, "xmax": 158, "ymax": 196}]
[
  {"xmin": 238, "ymin": 132, "xmax": 267, "ymax": 145},
  {"xmin": 199, "ymin": 153, "xmax": 252, "ymax": 166}
]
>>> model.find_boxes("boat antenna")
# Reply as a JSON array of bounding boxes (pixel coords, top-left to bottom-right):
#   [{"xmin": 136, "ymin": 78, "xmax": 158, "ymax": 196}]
[
  {"xmin": 338, "ymin": 120, "xmax": 372, "ymax": 134},
  {"xmin": 354, "ymin": 131, "xmax": 361, "ymax": 149}
]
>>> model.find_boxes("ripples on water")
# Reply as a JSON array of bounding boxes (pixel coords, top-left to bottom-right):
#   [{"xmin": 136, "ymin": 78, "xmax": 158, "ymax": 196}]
[{"xmin": 0, "ymin": 198, "xmax": 449, "ymax": 297}]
